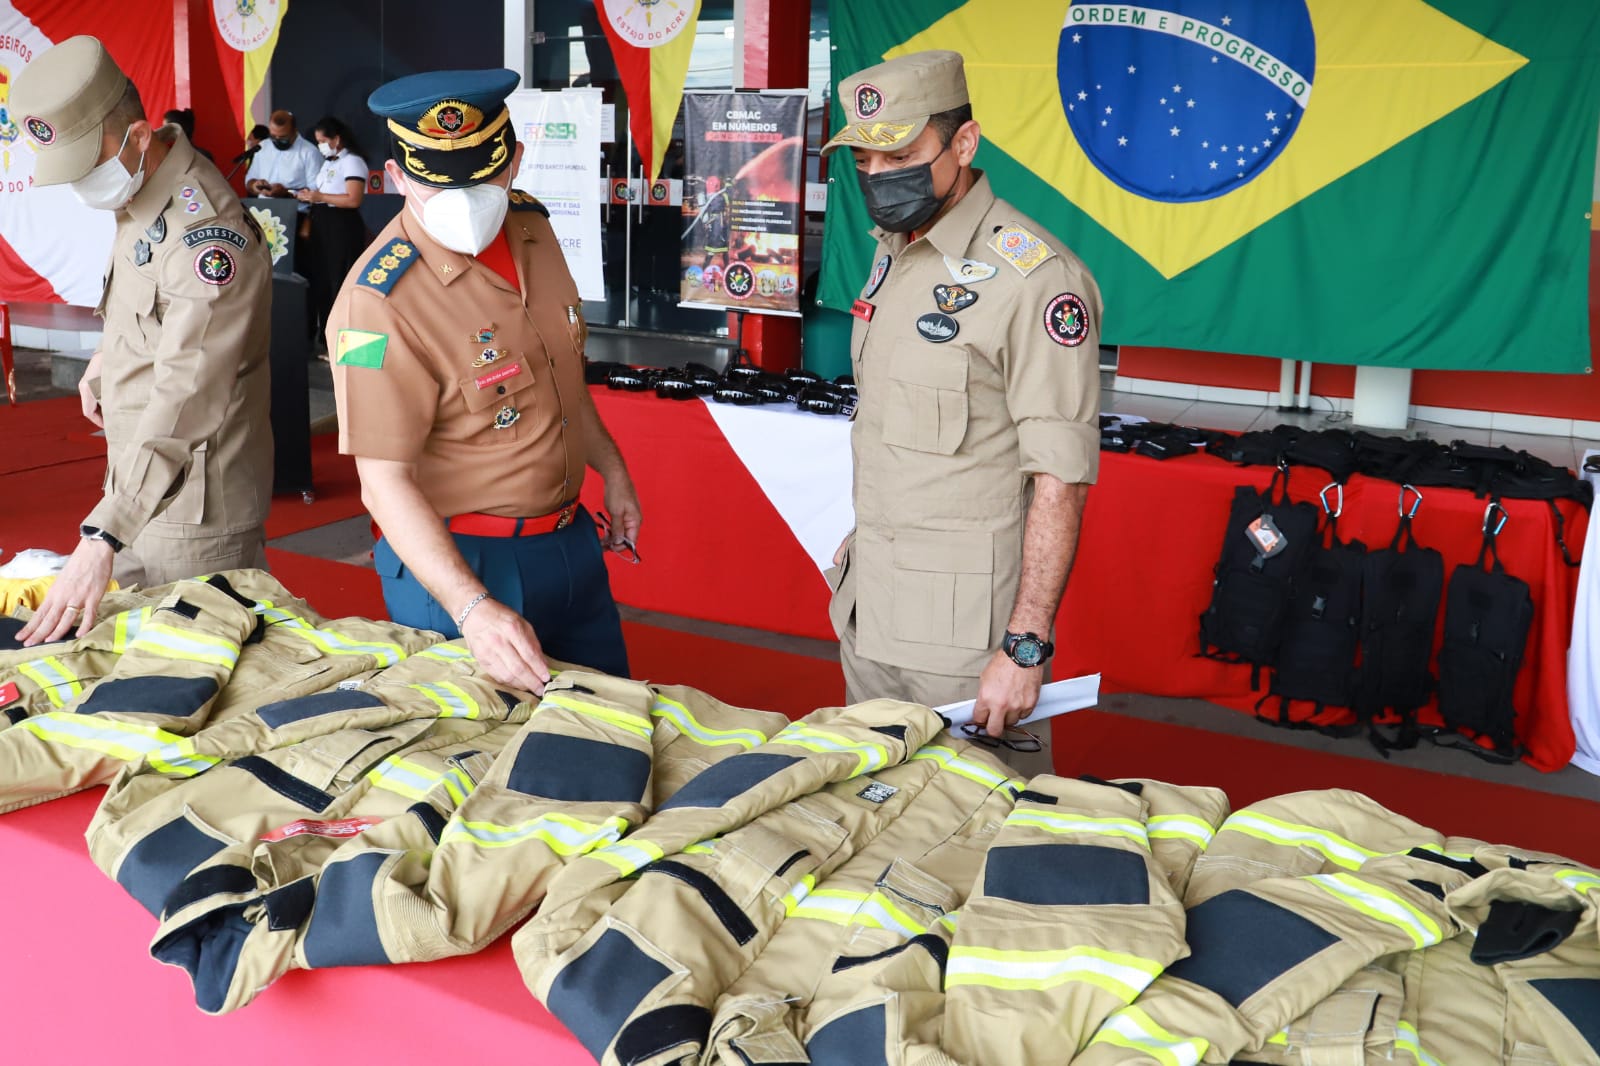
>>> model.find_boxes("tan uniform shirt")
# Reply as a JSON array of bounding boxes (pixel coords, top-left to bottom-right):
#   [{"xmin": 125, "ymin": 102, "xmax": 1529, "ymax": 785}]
[
  {"xmin": 88, "ymin": 127, "xmax": 273, "ymax": 547},
  {"xmin": 837, "ymin": 172, "xmax": 1102, "ymax": 676},
  {"xmin": 325, "ymin": 195, "xmax": 588, "ymax": 519}
]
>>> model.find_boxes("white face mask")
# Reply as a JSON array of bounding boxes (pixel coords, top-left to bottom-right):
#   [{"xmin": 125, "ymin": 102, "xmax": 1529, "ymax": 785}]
[
  {"xmin": 409, "ymin": 181, "xmax": 509, "ymax": 256},
  {"xmin": 318, "ymin": 141, "xmax": 338, "ymax": 159},
  {"xmin": 71, "ymin": 125, "xmax": 145, "ymax": 211}
]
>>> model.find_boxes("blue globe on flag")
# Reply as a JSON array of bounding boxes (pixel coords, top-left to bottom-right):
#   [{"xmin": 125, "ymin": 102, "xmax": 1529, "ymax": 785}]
[{"xmin": 1058, "ymin": 1, "xmax": 1317, "ymax": 203}]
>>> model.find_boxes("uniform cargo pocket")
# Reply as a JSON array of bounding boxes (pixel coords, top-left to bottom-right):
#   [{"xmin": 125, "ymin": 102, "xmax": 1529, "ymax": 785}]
[
  {"xmin": 880, "ymin": 342, "xmax": 969, "ymax": 455},
  {"xmin": 889, "ymin": 530, "xmax": 993, "ymax": 651},
  {"xmin": 160, "ymin": 441, "xmax": 208, "ymax": 525}
]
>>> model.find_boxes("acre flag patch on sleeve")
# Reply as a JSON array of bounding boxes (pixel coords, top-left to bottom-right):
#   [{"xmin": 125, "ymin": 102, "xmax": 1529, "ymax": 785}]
[{"xmin": 335, "ymin": 330, "xmax": 388, "ymax": 370}]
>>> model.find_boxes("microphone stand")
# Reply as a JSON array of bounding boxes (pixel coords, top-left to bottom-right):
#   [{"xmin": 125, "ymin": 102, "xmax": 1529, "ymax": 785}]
[{"xmin": 226, "ymin": 148, "xmax": 260, "ymax": 184}]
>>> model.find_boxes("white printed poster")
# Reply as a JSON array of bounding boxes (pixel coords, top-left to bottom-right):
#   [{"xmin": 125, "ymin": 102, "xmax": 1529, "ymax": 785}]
[{"xmin": 506, "ymin": 88, "xmax": 604, "ymax": 302}]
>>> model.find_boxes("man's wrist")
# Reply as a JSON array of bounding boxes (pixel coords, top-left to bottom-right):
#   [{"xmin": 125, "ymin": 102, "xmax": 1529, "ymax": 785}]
[{"xmin": 79, "ymin": 525, "xmax": 124, "ymax": 553}]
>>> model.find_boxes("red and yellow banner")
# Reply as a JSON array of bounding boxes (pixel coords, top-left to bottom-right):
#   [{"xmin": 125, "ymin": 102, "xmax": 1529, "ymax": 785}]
[
  {"xmin": 208, "ymin": 0, "xmax": 288, "ymax": 137},
  {"xmin": 597, "ymin": 0, "xmax": 702, "ymax": 180}
]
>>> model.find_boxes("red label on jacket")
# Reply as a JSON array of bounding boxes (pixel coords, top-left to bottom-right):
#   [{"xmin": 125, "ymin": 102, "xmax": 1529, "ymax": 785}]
[
  {"xmin": 851, "ymin": 299, "xmax": 875, "ymax": 322},
  {"xmin": 261, "ymin": 816, "xmax": 384, "ymax": 843},
  {"xmin": 0, "ymin": 681, "xmax": 18, "ymax": 706},
  {"xmin": 474, "ymin": 362, "xmax": 523, "ymax": 390}
]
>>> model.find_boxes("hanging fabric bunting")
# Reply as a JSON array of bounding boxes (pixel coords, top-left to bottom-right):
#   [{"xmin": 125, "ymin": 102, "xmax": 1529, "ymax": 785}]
[
  {"xmin": 596, "ymin": 0, "xmax": 702, "ymax": 180},
  {"xmin": 208, "ymin": 0, "xmax": 289, "ymax": 137}
]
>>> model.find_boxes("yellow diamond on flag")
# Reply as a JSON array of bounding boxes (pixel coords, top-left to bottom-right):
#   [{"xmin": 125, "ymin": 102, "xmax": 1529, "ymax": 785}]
[{"xmin": 892, "ymin": 0, "xmax": 1527, "ymax": 277}]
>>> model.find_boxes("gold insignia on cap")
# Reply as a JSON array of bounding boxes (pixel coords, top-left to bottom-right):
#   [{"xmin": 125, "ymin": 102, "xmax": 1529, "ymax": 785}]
[
  {"xmin": 468, "ymin": 127, "xmax": 511, "ymax": 181},
  {"xmin": 420, "ymin": 99, "xmax": 484, "ymax": 139},
  {"xmin": 845, "ymin": 121, "xmax": 917, "ymax": 147}
]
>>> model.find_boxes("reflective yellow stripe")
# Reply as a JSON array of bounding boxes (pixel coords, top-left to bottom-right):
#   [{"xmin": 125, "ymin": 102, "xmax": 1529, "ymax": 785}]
[
  {"xmin": 681, "ymin": 840, "xmax": 716, "ymax": 855},
  {"xmin": 366, "ymin": 756, "xmax": 441, "ymax": 801},
  {"xmin": 910, "ymin": 744, "xmax": 1018, "ymax": 791},
  {"xmin": 1306, "ymin": 873, "xmax": 1442, "ymax": 949},
  {"xmin": 946, "ymin": 945, "xmax": 1162, "ymax": 1001},
  {"xmin": 589, "ymin": 838, "xmax": 665, "ymax": 877},
  {"xmin": 1090, "ymin": 1005, "xmax": 1209, "ymax": 1066},
  {"xmin": 789, "ymin": 888, "xmax": 930, "ymax": 939},
  {"xmin": 442, "ymin": 812, "xmax": 628, "ymax": 853},
  {"xmin": 1395, "ymin": 1021, "xmax": 1444, "ymax": 1066},
  {"xmin": 650, "ymin": 695, "xmax": 767, "ymax": 749},
  {"xmin": 128, "ymin": 624, "xmax": 241, "ymax": 669},
  {"xmin": 279, "ymin": 624, "xmax": 407, "ymax": 666},
  {"xmin": 1219, "ymin": 810, "xmax": 1382, "ymax": 870},
  {"xmin": 1554, "ymin": 869, "xmax": 1600, "ymax": 899},
  {"xmin": 938, "ymin": 911, "xmax": 959, "ymax": 935},
  {"xmin": 540, "ymin": 693, "xmax": 653, "ymax": 740},
  {"xmin": 1148, "ymin": 814, "xmax": 1216, "ymax": 849},
  {"xmin": 1005, "ymin": 809, "xmax": 1150, "ymax": 848},
  {"xmin": 408, "ymin": 681, "xmax": 481, "ymax": 719},
  {"xmin": 1267, "ymin": 1030, "xmax": 1289, "ymax": 1046},
  {"xmin": 17, "ymin": 657, "xmax": 82, "ymax": 708},
  {"xmin": 111, "ymin": 607, "xmax": 153, "ymax": 653},
  {"xmin": 772, "ymin": 724, "xmax": 890, "ymax": 776},
  {"xmin": 415, "ymin": 643, "xmax": 475, "ymax": 663},
  {"xmin": 20, "ymin": 712, "xmax": 217, "ymax": 775},
  {"xmin": 782, "ymin": 874, "xmax": 817, "ymax": 914}
]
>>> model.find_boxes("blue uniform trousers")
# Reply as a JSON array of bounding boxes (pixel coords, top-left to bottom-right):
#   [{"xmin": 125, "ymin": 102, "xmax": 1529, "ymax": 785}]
[{"xmin": 373, "ymin": 507, "xmax": 630, "ymax": 678}]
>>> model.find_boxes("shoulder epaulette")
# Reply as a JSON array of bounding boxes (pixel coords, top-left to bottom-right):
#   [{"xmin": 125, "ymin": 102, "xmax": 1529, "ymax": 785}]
[
  {"xmin": 508, "ymin": 190, "xmax": 550, "ymax": 217},
  {"xmin": 356, "ymin": 238, "xmax": 420, "ymax": 296},
  {"xmin": 988, "ymin": 223, "xmax": 1057, "ymax": 277}
]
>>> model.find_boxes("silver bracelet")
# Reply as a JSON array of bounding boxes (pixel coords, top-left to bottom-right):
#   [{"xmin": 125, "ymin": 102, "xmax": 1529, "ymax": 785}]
[{"xmin": 454, "ymin": 592, "xmax": 490, "ymax": 630}]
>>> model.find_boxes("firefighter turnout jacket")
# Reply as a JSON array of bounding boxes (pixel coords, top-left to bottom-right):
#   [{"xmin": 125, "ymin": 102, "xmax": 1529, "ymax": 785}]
[{"xmin": 2, "ymin": 570, "xmax": 1597, "ymax": 1065}]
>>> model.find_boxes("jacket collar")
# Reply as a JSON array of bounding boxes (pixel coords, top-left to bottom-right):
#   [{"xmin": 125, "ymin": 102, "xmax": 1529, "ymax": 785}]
[
  {"xmin": 397, "ymin": 194, "xmax": 524, "ymax": 293},
  {"xmin": 125, "ymin": 125, "xmax": 189, "ymax": 229}
]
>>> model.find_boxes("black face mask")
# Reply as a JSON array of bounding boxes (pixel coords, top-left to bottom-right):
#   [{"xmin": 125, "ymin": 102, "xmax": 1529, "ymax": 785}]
[
  {"xmin": 856, "ymin": 144, "xmax": 954, "ymax": 233},
  {"xmin": 270, "ymin": 136, "xmax": 294, "ymax": 151}
]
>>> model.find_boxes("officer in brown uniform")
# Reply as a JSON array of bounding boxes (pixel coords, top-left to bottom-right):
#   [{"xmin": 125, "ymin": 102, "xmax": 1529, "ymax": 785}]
[
  {"xmin": 326, "ymin": 69, "xmax": 640, "ymax": 693},
  {"xmin": 13, "ymin": 36, "xmax": 273, "ymax": 647},
  {"xmin": 821, "ymin": 51, "xmax": 1102, "ymax": 764}
]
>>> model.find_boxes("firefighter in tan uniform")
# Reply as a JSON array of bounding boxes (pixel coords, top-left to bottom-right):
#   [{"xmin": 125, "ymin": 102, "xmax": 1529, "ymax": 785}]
[
  {"xmin": 821, "ymin": 51, "xmax": 1102, "ymax": 766},
  {"xmin": 12, "ymin": 36, "xmax": 273, "ymax": 647},
  {"xmin": 327, "ymin": 69, "xmax": 639, "ymax": 694}
]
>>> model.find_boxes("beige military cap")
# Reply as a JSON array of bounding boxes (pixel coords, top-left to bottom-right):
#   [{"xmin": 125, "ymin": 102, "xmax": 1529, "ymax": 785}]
[
  {"xmin": 11, "ymin": 36, "xmax": 131, "ymax": 187},
  {"xmin": 821, "ymin": 50, "xmax": 969, "ymax": 157}
]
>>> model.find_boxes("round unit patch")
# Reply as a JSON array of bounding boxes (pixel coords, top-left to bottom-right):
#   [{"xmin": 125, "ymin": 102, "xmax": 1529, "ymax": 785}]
[
  {"xmin": 854, "ymin": 82, "xmax": 885, "ymax": 119},
  {"xmin": 194, "ymin": 246, "xmax": 237, "ymax": 286},
  {"xmin": 916, "ymin": 312, "xmax": 959, "ymax": 343},
  {"xmin": 1044, "ymin": 292, "xmax": 1090, "ymax": 347},
  {"xmin": 724, "ymin": 262, "xmax": 755, "ymax": 300},
  {"xmin": 23, "ymin": 116, "xmax": 55, "ymax": 145},
  {"xmin": 865, "ymin": 253, "xmax": 892, "ymax": 298}
]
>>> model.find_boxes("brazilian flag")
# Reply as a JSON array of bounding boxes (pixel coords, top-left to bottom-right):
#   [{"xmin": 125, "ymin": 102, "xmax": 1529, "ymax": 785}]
[{"xmin": 820, "ymin": 1, "xmax": 1600, "ymax": 372}]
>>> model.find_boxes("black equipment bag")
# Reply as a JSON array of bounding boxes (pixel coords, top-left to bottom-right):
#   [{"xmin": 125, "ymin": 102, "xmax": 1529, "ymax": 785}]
[
  {"xmin": 1257, "ymin": 484, "xmax": 1366, "ymax": 733},
  {"xmin": 1199, "ymin": 465, "xmax": 1322, "ymax": 683},
  {"xmin": 1433, "ymin": 501, "xmax": 1534, "ymax": 763},
  {"xmin": 1283, "ymin": 428, "xmax": 1361, "ymax": 485},
  {"xmin": 1217, "ymin": 424, "xmax": 1303, "ymax": 468},
  {"xmin": 1353, "ymin": 489, "xmax": 1444, "ymax": 755}
]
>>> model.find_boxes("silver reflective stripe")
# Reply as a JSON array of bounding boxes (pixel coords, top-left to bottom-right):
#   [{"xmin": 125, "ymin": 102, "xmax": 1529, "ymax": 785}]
[
  {"xmin": 1090, "ymin": 1006, "xmax": 1208, "ymax": 1066},
  {"xmin": 1148, "ymin": 814, "xmax": 1216, "ymax": 848},
  {"xmin": 1219, "ymin": 810, "xmax": 1380, "ymax": 870},
  {"xmin": 650, "ymin": 695, "xmax": 767, "ymax": 748}
]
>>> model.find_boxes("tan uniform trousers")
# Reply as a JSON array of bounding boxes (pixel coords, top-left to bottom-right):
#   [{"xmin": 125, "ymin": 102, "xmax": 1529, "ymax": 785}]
[
  {"xmin": 114, "ymin": 525, "xmax": 269, "ymax": 588},
  {"xmin": 842, "ymin": 619, "xmax": 1054, "ymax": 779}
]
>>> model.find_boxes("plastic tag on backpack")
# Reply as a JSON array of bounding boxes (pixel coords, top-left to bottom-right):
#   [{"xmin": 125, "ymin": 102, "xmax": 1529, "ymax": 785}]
[{"xmin": 1246, "ymin": 514, "xmax": 1288, "ymax": 558}]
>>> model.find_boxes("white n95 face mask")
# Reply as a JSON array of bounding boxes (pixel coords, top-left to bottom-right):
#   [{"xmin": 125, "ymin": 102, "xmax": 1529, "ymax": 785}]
[
  {"xmin": 71, "ymin": 125, "xmax": 145, "ymax": 211},
  {"xmin": 410, "ymin": 182, "xmax": 509, "ymax": 256}
]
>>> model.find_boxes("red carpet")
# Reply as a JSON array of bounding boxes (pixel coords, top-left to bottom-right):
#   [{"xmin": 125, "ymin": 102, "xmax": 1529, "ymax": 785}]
[{"xmin": 0, "ymin": 395, "xmax": 107, "ymax": 476}]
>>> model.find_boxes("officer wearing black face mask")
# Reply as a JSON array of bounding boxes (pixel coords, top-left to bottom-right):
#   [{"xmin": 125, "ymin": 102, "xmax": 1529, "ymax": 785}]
[
  {"xmin": 819, "ymin": 50, "xmax": 1103, "ymax": 775},
  {"xmin": 242, "ymin": 108, "xmax": 322, "ymax": 214}
]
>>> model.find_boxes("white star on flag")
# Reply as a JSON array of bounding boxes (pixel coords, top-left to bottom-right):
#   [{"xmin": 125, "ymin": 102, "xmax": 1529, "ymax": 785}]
[
  {"xmin": 1202, "ymin": 141, "xmax": 1209, "ymax": 148},
  {"xmin": 1160, "ymin": 97, "xmax": 1167, "ymax": 105},
  {"xmin": 1106, "ymin": 106, "xmax": 1113, "ymax": 114},
  {"xmin": 1170, "ymin": 126, "xmax": 1181, "ymax": 136},
  {"xmin": 1266, "ymin": 111, "xmax": 1277, "ymax": 121},
  {"xmin": 1209, "ymin": 160, "xmax": 1218, "ymax": 169},
  {"xmin": 1272, "ymin": 126, "xmax": 1280, "ymax": 134},
  {"xmin": 1263, "ymin": 139, "xmax": 1271, "ymax": 147},
  {"xmin": 1118, "ymin": 136, "xmax": 1128, "ymax": 146},
  {"xmin": 1236, "ymin": 157, "xmax": 1245, "ymax": 165},
  {"xmin": 1222, "ymin": 15, "xmax": 1232, "ymax": 25},
  {"xmin": 1072, "ymin": 33, "xmax": 1081, "ymax": 42},
  {"xmin": 1078, "ymin": 91, "xmax": 1088, "ymax": 101},
  {"xmin": 1187, "ymin": 100, "xmax": 1195, "ymax": 108},
  {"xmin": 1172, "ymin": 84, "xmax": 1182, "ymax": 93},
  {"xmin": 1128, "ymin": 65, "xmax": 1137, "ymax": 73}
]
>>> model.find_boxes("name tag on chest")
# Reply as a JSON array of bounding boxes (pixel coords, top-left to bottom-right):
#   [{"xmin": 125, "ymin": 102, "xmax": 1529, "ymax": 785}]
[
  {"xmin": 475, "ymin": 363, "xmax": 523, "ymax": 390},
  {"xmin": 851, "ymin": 299, "xmax": 875, "ymax": 322}
]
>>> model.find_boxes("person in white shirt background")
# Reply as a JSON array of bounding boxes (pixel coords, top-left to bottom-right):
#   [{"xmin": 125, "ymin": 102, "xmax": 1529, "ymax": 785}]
[
  {"xmin": 243, "ymin": 109, "xmax": 322, "ymax": 211},
  {"xmin": 296, "ymin": 115, "xmax": 369, "ymax": 348}
]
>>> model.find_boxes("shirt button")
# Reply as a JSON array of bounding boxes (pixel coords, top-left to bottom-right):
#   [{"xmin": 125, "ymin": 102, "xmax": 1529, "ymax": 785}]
[
  {"xmin": 497, "ymin": 385, "xmax": 506, "ymax": 394},
  {"xmin": 561, "ymin": 418, "xmax": 569, "ymax": 427},
  {"xmin": 563, "ymin": 477, "xmax": 571, "ymax": 487}
]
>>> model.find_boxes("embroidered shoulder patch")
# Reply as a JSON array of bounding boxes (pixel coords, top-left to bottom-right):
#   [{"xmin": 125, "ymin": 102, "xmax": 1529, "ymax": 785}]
[
  {"xmin": 193, "ymin": 246, "xmax": 236, "ymax": 286},
  {"xmin": 989, "ymin": 224, "xmax": 1056, "ymax": 276},
  {"xmin": 182, "ymin": 225, "xmax": 248, "ymax": 250},
  {"xmin": 356, "ymin": 239, "xmax": 419, "ymax": 296},
  {"xmin": 508, "ymin": 190, "xmax": 550, "ymax": 217},
  {"xmin": 1044, "ymin": 292, "xmax": 1091, "ymax": 347},
  {"xmin": 336, "ymin": 330, "xmax": 389, "ymax": 369}
]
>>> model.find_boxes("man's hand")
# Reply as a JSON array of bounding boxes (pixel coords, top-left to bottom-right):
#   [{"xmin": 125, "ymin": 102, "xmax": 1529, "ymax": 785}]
[
  {"xmin": 78, "ymin": 352, "xmax": 103, "ymax": 428},
  {"xmin": 833, "ymin": 534, "xmax": 852, "ymax": 567},
  {"xmin": 459, "ymin": 598, "xmax": 552, "ymax": 695},
  {"xmin": 18, "ymin": 537, "xmax": 115, "ymax": 646},
  {"xmin": 266, "ymin": 182, "xmax": 289, "ymax": 198},
  {"xmin": 969, "ymin": 649, "xmax": 1044, "ymax": 738},
  {"xmin": 601, "ymin": 474, "xmax": 641, "ymax": 552}
]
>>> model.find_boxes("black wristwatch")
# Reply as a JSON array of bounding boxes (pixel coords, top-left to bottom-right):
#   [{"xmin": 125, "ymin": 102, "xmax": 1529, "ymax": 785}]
[
  {"xmin": 1002, "ymin": 630, "xmax": 1054, "ymax": 668},
  {"xmin": 80, "ymin": 525, "xmax": 125, "ymax": 553}
]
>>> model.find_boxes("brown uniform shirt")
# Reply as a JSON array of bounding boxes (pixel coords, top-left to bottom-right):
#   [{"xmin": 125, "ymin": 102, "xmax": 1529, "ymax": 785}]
[
  {"xmin": 87, "ymin": 127, "xmax": 274, "ymax": 547},
  {"xmin": 836, "ymin": 173, "xmax": 1102, "ymax": 676},
  {"xmin": 325, "ymin": 195, "xmax": 588, "ymax": 519}
]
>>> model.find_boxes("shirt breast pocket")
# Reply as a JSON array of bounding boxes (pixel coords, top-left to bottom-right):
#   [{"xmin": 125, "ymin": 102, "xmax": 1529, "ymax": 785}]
[
  {"xmin": 113, "ymin": 267, "xmax": 162, "ymax": 350},
  {"xmin": 454, "ymin": 354, "xmax": 537, "ymax": 444},
  {"xmin": 880, "ymin": 341, "xmax": 969, "ymax": 455}
]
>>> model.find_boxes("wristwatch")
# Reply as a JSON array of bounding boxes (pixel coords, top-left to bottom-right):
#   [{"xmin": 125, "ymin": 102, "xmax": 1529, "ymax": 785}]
[
  {"xmin": 1002, "ymin": 630, "xmax": 1054, "ymax": 668},
  {"xmin": 79, "ymin": 525, "xmax": 125, "ymax": 553}
]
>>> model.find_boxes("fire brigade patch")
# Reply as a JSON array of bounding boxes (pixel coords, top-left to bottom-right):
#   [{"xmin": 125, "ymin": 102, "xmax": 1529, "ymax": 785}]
[
  {"xmin": 916, "ymin": 312, "xmax": 959, "ymax": 343},
  {"xmin": 865, "ymin": 253, "xmax": 891, "ymax": 297},
  {"xmin": 933, "ymin": 284, "xmax": 978, "ymax": 314},
  {"xmin": 854, "ymin": 82, "xmax": 885, "ymax": 120},
  {"xmin": 193, "ymin": 246, "xmax": 236, "ymax": 286},
  {"xmin": 23, "ymin": 116, "xmax": 54, "ymax": 145},
  {"xmin": 1044, "ymin": 292, "xmax": 1090, "ymax": 347},
  {"xmin": 182, "ymin": 226, "xmax": 248, "ymax": 251}
]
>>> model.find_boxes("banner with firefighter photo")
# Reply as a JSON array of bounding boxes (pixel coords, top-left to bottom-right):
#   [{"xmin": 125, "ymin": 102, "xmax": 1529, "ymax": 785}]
[{"xmin": 679, "ymin": 89, "xmax": 807, "ymax": 316}]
